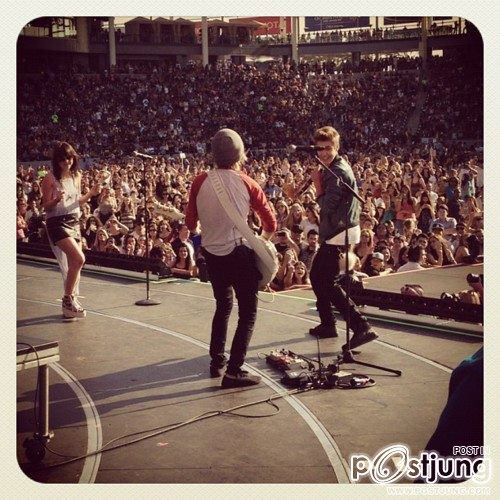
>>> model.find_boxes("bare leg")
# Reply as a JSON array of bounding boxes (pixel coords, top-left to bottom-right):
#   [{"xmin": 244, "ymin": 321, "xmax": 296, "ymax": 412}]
[
  {"xmin": 55, "ymin": 237, "xmax": 85, "ymax": 296},
  {"xmin": 74, "ymin": 238, "xmax": 83, "ymax": 296}
]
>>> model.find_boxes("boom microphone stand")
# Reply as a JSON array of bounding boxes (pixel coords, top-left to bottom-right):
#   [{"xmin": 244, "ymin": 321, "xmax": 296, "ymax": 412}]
[
  {"xmin": 134, "ymin": 152, "xmax": 161, "ymax": 307},
  {"xmin": 314, "ymin": 156, "xmax": 401, "ymax": 378}
]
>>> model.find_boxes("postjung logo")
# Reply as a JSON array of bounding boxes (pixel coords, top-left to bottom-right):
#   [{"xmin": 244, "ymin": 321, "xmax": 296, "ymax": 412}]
[{"xmin": 350, "ymin": 444, "xmax": 491, "ymax": 484}]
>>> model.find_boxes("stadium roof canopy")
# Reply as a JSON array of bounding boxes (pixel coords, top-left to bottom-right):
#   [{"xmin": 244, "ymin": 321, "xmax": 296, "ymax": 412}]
[
  {"xmin": 174, "ymin": 18, "xmax": 195, "ymax": 24},
  {"xmin": 206, "ymin": 20, "xmax": 232, "ymax": 26},
  {"xmin": 152, "ymin": 17, "xmax": 177, "ymax": 25},
  {"xmin": 227, "ymin": 18, "xmax": 267, "ymax": 28},
  {"xmin": 124, "ymin": 17, "xmax": 153, "ymax": 25}
]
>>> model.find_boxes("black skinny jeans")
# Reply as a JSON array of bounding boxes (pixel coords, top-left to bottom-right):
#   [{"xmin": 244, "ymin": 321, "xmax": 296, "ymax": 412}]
[
  {"xmin": 310, "ymin": 243, "xmax": 370, "ymax": 334},
  {"xmin": 203, "ymin": 245, "xmax": 260, "ymax": 374}
]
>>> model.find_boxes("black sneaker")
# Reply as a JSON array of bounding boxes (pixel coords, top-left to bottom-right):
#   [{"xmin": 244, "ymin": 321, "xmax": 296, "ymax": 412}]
[
  {"xmin": 210, "ymin": 365, "xmax": 225, "ymax": 378},
  {"xmin": 342, "ymin": 330, "xmax": 379, "ymax": 351},
  {"xmin": 309, "ymin": 324, "xmax": 338, "ymax": 338},
  {"xmin": 221, "ymin": 369, "xmax": 261, "ymax": 388}
]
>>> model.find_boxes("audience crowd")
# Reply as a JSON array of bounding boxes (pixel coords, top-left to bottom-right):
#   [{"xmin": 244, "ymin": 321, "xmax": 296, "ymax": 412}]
[
  {"xmin": 18, "ymin": 54, "xmax": 482, "ymax": 163},
  {"xmin": 16, "ymin": 52, "xmax": 483, "ymax": 289},
  {"xmin": 18, "ymin": 57, "xmax": 426, "ymax": 161}
]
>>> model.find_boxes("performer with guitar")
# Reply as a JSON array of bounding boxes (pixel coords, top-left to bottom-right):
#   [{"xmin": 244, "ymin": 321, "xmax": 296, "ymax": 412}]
[{"xmin": 186, "ymin": 128, "xmax": 276, "ymax": 388}]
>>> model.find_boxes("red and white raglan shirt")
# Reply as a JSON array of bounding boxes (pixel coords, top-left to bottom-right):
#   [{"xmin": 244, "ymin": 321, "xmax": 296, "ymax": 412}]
[{"xmin": 186, "ymin": 170, "xmax": 277, "ymax": 256}]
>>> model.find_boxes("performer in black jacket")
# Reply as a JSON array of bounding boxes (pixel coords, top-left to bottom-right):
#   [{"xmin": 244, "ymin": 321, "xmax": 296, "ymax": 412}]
[{"xmin": 309, "ymin": 126, "xmax": 378, "ymax": 350}]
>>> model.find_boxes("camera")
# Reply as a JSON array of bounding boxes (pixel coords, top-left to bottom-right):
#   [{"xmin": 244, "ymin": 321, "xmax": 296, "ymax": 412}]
[
  {"xmin": 466, "ymin": 273, "xmax": 483, "ymax": 285},
  {"xmin": 440, "ymin": 292, "xmax": 460, "ymax": 304}
]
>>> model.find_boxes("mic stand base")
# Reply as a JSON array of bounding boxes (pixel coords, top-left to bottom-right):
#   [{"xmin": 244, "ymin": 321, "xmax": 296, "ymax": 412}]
[
  {"xmin": 135, "ymin": 298, "xmax": 161, "ymax": 306},
  {"xmin": 312, "ymin": 154, "xmax": 401, "ymax": 379},
  {"xmin": 329, "ymin": 349, "xmax": 402, "ymax": 376},
  {"xmin": 134, "ymin": 159, "xmax": 161, "ymax": 308}
]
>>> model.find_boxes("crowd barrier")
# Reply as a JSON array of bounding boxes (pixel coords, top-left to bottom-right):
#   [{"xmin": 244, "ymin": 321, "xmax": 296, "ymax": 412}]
[{"xmin": 17, "ymin": 242, "xmax": 482, "ymax": 325}]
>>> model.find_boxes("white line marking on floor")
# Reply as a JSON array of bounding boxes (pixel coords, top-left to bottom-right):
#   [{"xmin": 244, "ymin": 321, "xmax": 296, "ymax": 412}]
[
  {"xmin": 90, "ymin": 283, "xmax": 456, "ymax": 374},
  {"xmin": 49, "ymin": 363, "xmax": 103, "ymax": 483},
  {"xmin": 375, "ymin": 340, "xmax": 453, "ymax": 373},
  {"xmin": 19, "ymin": 269, "xmax": 458, "ymax": 372},
  {"xmin": 19, "ymin": 298, "xmax": 350, "ymax": 483},
  {"xmin": 42, "ymin": 274, "xmax": 459, "ymax": 372}
]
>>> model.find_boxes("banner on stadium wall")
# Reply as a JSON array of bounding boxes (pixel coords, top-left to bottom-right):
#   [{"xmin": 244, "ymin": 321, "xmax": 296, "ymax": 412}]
[
  {"xmin": 304, "ymin": 17, "xmax": 371, "ymax": 31},
  {"xmin": 383, "ymin": 16, "xmax": 452, "ymax": 25},
  {"xmin": 235, "ymin": 17, "xmax": 292, "ymax": 35}
]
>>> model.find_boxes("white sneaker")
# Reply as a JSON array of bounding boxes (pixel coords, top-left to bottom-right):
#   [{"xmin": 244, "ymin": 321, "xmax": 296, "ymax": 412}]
[{"xmin": 62, "ymin": 295, "xmax": 86, "ymax": 319}]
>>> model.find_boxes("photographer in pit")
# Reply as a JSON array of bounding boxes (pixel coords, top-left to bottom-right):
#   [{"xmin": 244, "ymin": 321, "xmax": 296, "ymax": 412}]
[
  {"xmin": 440, "ymin": 273, "xmax": 483, "ymax": 306},
  {"xmin": 465, "ymin": 273, "xmax": 483, "ymax": 304}
]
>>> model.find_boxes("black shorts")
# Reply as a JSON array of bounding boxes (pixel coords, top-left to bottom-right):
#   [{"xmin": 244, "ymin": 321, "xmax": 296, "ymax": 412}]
[{"xmin": 46, "ymin": 214, "xmax": 81, "ymax": 244}]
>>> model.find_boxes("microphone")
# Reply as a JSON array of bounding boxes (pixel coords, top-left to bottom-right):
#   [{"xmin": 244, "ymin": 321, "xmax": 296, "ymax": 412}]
[
  {"xmin": 246, "ymin": 145, "xmax": 326, "ymax": 155},
  {"xmin": 133, "ymin": 151, "xmax": 155, "ymax": 159},
  {"xmin": 288, "ymin": 145, "xmax": 326, "ymax": 153}
]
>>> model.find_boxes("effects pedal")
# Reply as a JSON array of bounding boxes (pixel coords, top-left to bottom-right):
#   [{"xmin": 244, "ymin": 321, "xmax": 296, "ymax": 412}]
[{"xmin": 265, "ymin": 349, "xmax": 310, "ymax": 372}]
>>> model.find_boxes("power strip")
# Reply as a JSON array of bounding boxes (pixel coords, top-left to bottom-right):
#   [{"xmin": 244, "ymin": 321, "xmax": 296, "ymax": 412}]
[{"xmin": 281, "ymin": 370, "xmax": 315, "ymax": 388}]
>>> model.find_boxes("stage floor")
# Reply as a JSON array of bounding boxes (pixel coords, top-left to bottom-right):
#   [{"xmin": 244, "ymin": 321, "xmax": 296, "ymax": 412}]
[{"xmin": 16, "ymin": 261, "xmax": 483, "ymax": 484}]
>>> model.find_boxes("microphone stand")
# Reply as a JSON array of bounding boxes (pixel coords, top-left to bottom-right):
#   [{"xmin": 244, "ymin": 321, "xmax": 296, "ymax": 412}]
[
  {"xmin": 315, "ymin": 156, "xmax": 401, "ymax": 378},
  {"xmin": 135, "ymin": 155, "xmax": 161, "ymax": 307}
]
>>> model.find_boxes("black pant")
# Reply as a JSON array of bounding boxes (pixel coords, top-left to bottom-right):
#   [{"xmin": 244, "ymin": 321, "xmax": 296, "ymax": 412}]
[
  {"xmin": 203, "ymin": 245, "xmax": 260, "ymax": 374},
  {"xmin": 310, "ymin": 243, "xmax": 369, "ymax": 334}
]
